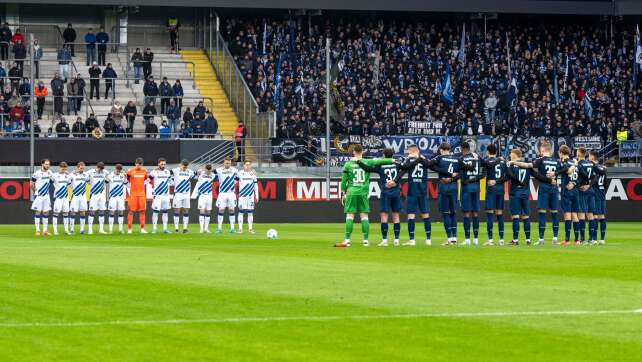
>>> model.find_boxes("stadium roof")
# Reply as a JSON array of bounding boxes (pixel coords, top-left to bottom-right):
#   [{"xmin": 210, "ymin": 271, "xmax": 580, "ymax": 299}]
[{"xmin": 14, "ymin": 0, "xmax": 642, "ymax": 15}]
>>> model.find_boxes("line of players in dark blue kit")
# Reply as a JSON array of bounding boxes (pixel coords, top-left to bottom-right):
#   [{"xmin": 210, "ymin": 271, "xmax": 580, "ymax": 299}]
[{"xmin": 356, "ymin": 141, "xmax": 607, "ymax": 247}]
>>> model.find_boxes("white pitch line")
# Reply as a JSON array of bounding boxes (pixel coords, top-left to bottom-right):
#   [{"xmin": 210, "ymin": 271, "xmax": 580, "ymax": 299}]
[{"xmin": 1, "ymin": 309, "xmax": 640, "ymax": 329}]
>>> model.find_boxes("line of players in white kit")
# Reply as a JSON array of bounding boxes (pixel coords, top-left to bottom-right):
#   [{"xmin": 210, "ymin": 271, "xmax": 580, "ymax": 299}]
[{"xmin": 29, "ymin": 157, "xmax": 259, "ymax": 236}]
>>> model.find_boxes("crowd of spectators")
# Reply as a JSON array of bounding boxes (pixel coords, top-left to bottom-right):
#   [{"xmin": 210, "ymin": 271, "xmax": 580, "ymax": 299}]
[{"xmin": 225, "ymin": 14, "xmax": 642, "ymax": 144}]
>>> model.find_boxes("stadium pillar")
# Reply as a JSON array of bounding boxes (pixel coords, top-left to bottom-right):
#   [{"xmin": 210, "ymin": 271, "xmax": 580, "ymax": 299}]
[
  {"xmin": 29, "ymin": 33, "xmax": 35, "ymax": 174},
  {"xmin": 325, "ymin": 37, "xmax": 331, "ymax": 200}
]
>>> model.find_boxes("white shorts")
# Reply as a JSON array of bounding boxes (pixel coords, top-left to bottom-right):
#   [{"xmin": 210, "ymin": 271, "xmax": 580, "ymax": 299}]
[
  {"xmin": 172, "ymin": 193, "xmax": 191, "ymax": 209},
  {"xmin": 52, "ymin": 198, "xmax": 70, "ymax": 213},
  {"xmin": 152, "ymin": 195, "xmax": 171, "ymax": 211},
  {"xmin": 108, "ymin": 198, "xmax": 126, "ymax": 212},
  {"xmin": 70, "ymin": 197, "xmax": 88, "ymax": 213},
  {"xmin": 31, "ymin": 196, "xmax": 51, "ymax": 212},
  {"xmin": 89, "ymin": 195, "xmax": 107, "ymax": 211},
  {"xmin": 197, "ymin": 194, "xmax": 213, "ymax": 210},
  {"xmin": 216, "ymin": 192, "xmax": 237, "ymax": 209},
  {"xmin": 238, "ymin": 196, "xmax": 255, "ymax": 211}
]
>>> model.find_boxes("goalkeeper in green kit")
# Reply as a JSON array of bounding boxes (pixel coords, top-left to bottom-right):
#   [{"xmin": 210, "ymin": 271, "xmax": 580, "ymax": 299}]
[{"xmin": 335, "ymin": 144, "xmax": 394, "ymax": 247}]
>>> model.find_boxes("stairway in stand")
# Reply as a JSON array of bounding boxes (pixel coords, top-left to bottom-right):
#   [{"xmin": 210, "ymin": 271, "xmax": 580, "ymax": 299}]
[{"xmin": 180, "ymin": 49, "xmax": 255, "ymax": 161}]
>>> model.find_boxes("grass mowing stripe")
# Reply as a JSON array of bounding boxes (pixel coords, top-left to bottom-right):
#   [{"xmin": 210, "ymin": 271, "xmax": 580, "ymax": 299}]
[{"xmin": 1, "ymin": 308, "xmax": 641, "ymax": 328}]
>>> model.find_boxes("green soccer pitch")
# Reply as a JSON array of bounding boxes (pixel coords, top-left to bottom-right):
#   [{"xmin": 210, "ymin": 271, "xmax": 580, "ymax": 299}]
[{"xmin": 1, "ymin": 223, "xmax": 641, "ymax": 361}]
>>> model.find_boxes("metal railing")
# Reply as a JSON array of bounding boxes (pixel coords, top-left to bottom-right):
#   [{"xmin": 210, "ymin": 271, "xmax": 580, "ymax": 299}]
[
  {"xmin": 191, "ymin": 140, "xmax": 235, "ymax": 168},
  {"xmin": 122, "ymin": 57, "xmax": 196, "ymax": 88},
  {"xmin": 203, "ymin": 15, "xmax": 276, "ymax": 162},
  {"xmin": 111, "ymin": 24, "xmax": 195, "ymax": 50}
]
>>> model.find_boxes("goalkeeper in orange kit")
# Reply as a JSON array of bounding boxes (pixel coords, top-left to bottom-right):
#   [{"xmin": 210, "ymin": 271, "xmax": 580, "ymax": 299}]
[{"xmin": 127, "ymin": 157, "xmax": 149, "ymax": 233}]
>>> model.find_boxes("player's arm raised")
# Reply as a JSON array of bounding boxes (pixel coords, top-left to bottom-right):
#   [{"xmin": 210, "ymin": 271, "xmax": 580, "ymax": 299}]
[{"xmin": 356, "ymin": 160, "xmax": 379, "ymax": 173}]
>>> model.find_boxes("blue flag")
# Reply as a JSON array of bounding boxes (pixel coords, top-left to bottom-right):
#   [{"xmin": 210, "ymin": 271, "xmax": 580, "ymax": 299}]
[
  {"xmin": 507, "ymin": 77, "xmax": 518, "ymax": 108},
  {"xmin": 553, "ymin": 57, "xmax": 559, "ymax": 104},
  {"xmin": 584, "ymin": 91, "xmax": 593, "ymax": 119},
  {"xmin": 441, "ymin": 65, "xmax": 454, "ymax": 104},
  {"xmin": 457, "ymin": 24, "xmax": 466, "ymax": 65}
]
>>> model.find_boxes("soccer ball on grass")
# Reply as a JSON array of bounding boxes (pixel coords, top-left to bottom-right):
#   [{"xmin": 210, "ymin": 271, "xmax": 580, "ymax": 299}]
[{"xmin": 266, "ymin": 229, "xmax": 278, "ymax": 239}]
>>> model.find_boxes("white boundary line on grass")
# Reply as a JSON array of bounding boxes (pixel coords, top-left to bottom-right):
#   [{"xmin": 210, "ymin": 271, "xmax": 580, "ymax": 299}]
[{"xmin": 1, "ymin": 309, "xmax": 641, "ymax": 328}]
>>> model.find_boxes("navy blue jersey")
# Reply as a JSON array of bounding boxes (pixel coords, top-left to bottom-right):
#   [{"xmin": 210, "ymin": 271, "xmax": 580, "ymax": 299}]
[
  {"xmin": 593, "ymin": 163, "xmax": 607, "ymax": 200},
  {"xmin": 433, "ymin": 154, "xmax": 464, "ymax": 193},
  {"xmin": 507, "ymin": 165, "xmax": 531, "ymax": 197},
  {"xmin": 560, "ymin": 158, "xmax": 579, "ymax": 192},
  {"xmin": 531, "ymin": 156, "xmax": 564, "ymax": 191},
  {"xmin": 460, "ymin": 153, "xmax": 483, "ymax": 192},
  {"xmin": 356, "ymin": 159, "xmax": 401, "ymax": 197},
  {"xmin": 481, "ymin": 157, "xmax": 508, "ymax": 193},
  {"xmin": 577, "ymin": 159, "xmax": 596, "ymax": 194},
  {"xmin": 396, "ymin": 156, "xmax": 430, "ymax": 196}
]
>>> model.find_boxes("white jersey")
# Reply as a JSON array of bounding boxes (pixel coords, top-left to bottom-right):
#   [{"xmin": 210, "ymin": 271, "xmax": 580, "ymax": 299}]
[
  {"xmin": 149, "ymin": 168, "xmax": 172, "ymax": 196},
  {"xmin": 32, "ymin": 169, "xmax": 53, "ymax": 198},
  {"xmin": 237, "ymin": 170, "xmax": 258, "ymax": 199},
  {"xmin": 87, "ymin": 169, "xmax": 109, "ymax": 197},
  {"xmin": 215, "ymin": 167, "xmax": 238, "ymax": 194},
  {"xmin": 107, "ymin": 172, "xmax": 128, "ymax": 200},
  {"xmin": 172, "ymin": 167, "xmax": 196, "ymax": 195},
  {"xmin": 70, "ymin": 171, "xmax": 90, "ymax": 198},
  {"xmin": 51, "ymin": 172, "xmax": 71, "ymax": 200},
  {"xmin": 195, "ymin": 171, "xmax": 216, "ymax": 196}
]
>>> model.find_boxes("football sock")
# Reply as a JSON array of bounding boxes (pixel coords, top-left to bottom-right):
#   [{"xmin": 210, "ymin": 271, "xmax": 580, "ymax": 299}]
[
  {"xmin": 573, "ymin": 221, "xmax": 580, "ymax": 241},
  {"xmin": 565, "ymin": 220, "xmax": 572, "ymax": 240},
  {"xmin": 199, "ymin": 214, "xmax": 205, "ymax": 231},
  {"xmin": 423, "ymin": 217, "xmax": 431, "ymax": 240},
  {"xmin": 393, "ymin": 222, "xmax": 400, "ymax": 240},
  {"xmin": 34, "ymin": 214, "xmax": 41, "ymax": 232},
  {"xmin": 204, "ymin": 214, "xmax": 210, "ymax": 230},
  {"xmin": 344, "ymin": 218, "xmax": 354, "ymax": 240},
  {"xmin": 139, "ymin": 213, "xmax": 145, "ymax": 229},
  {"xmin": 52, "ymin": 214, "xmax": 58, "ymax": 233},
  {"xmin": 408, "ymin": 219, "xmax": 415, "ymax": 240},
  {"xmin": 118, "ymin": 216, "xmax": 124, "ymax": 229},
  {"xmin": 152, "ymin": 210, "xmax": 158, "ymax": 229},
  {"xmin": 88, "ymin": 214, "xmax": 94, "ymax": 229},
  {"xmin": 486, "ymin": 213, "xmax": 493, "ymax": 240},
  {"xmin": 247, "ymin": 212, "xmax": 253, "ymax": 230},
  {"xmin": 589, "ymin": 219, "xmax": 597, "ymax": 241},
  {"xmin": 523, "ymin": 218, "xmax": 531, "ymax": 240},
  {"xmin": 79, "ymin": 215, "xmax": 85, "ymax": 232},
  {"xmin": 218, "ymin": 212, "xmax": 224, "ymax": 229},
  {"xmin": 127, "ymin": 213, "xmax": 133, "ymax": 229},
  {"xmin": 182, "ymin": 213, "xmax": 189, "ymax": 230},
  {"xmin": 472, "ymin": 216, "xmax": 480, "ymax": 238},
  {"xmin": 599, "ymin": 219, "xmax": 606, "ymax": 240},
  {"xmin": 41, "ymin": 215, "xmax": 48, "ymax": 232},
  {"xmin": 229, "ymin": 213, "xmax": 236, "ymax": 230},
  {"xmin": 162, "ymin": 211, "xmax": 169, "ymax": 230},
  {"xmin": 237, "ymin": 211, "xmax": 244, "ymax": 230},
  {"xmin": 442, "ymin": 214, "xmax": 450, "ymax": 237},
  {"xmin": 98, "ymin": 213, "xmax": 105, "ymax": 231},
  {"xmin": 69, "ymin": 215, "xmax": 75, "ymax": 230},
  {"xmin": 174, "ymin": 215, "xmax": 180, "ymax": 230},
  {"xmin": 63, "ymin": 215, "xmax": 69, "ymax": 232},
  {"xmin": 551, "ymin": 212, "xmax": 559, "ymax": 238},
  {"xmin": 381, "ymin": 222, "xmax": 389, "ymax": 240},
  {"xmin": 512, "ymin": 218, "xmax": 520, "ymax": 240},
  {"xmin": 449, "ymin": 214, "xmax": 457, "ymax": 239},
  {"xmin": 109, "ymin": 215, "xmax": 114, "ymax": 231},
  {"xmin": 361, "ymin": 217, "xmax": 369, "ymax": 240},
  {"xmin": 538, "ymin": 212, "xmax": 546, "ymax": 240},
  {"xmin": 496, "ymin": 214, "xmax": 504, "ymax": 240},
  {"xmin": 463, "ymin": 216, "xmax": 471, "ymax": 240},
  {"xmin": 579, "ymin": 220, "xmax": 586, "ymax": 241}
]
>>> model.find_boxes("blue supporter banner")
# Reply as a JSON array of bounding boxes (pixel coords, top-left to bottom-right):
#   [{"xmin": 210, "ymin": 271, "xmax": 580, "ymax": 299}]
[{"xmin": 619, "ymin": 141, "xmax": 642, "ymax": 158}]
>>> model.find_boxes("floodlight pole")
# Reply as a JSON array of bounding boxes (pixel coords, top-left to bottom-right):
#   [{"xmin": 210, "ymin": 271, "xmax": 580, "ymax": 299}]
[
  {"xmin": 29, "ymin": 33, "xmax": 35, "ymax": 174},
  {"xmin": 325, "ymin": 37, "xmax": 331, "ymax": 201}
]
